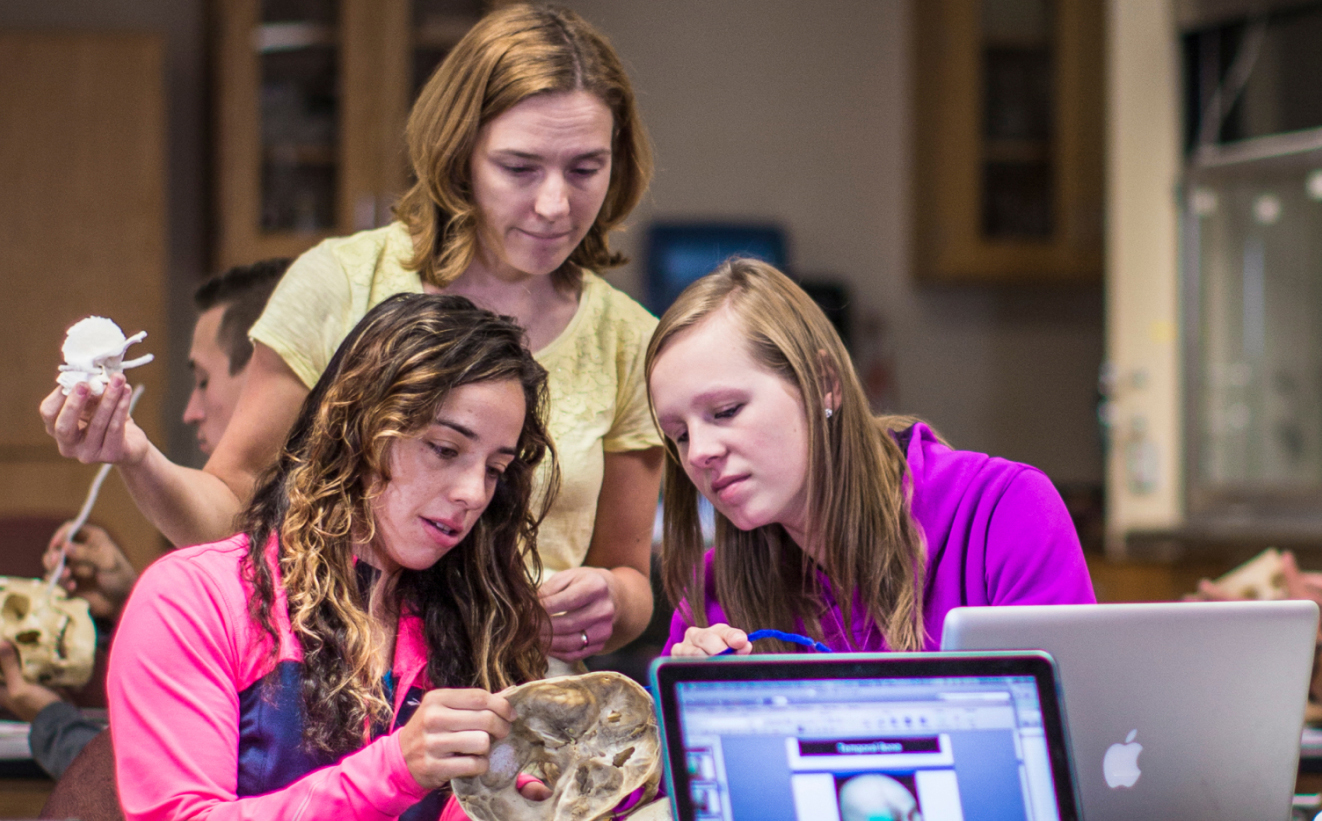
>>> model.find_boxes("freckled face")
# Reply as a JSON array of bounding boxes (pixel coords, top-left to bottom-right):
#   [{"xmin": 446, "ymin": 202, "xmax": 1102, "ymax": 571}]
[
  {"xmin": 649, "ymin": 310, "xmax": 813, "ymax": 545},
  {"xmin": 367, "ymin": 379, "xmax": 526, "ymax": 574},
  {"xmin": 468, "ymin": 90, "xmax": 614, "ymax": 280}
]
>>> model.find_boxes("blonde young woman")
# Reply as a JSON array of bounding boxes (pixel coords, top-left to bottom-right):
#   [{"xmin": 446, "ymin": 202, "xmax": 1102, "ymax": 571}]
[
  {"xmin": 42, "ymin": 4, "xmax": 660, "ymax": 664},
  {"xmin": 645, "ymin": 259, "xmax": 1095, "ymax": 657},
  {"xmin": 110, "ymin": 294, "xmax": 556, "ymax": 820}
]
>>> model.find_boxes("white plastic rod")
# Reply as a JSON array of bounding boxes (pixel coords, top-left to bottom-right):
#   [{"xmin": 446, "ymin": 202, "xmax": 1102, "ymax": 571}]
[{"xmin": 46, "ymin": 384, "xmax": 145, "ymax": 593}]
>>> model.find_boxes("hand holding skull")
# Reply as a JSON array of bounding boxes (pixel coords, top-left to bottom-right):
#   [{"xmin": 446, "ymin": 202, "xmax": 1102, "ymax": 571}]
[
  {"xmin": 0, "ymin": 641, "xmax": 61, "ymax": 722},
  {"xmin": 399, "ymin": 688, "xmax": 519, "ymax": 790},
  {"xmin": 451, "ymin": 672, "xmax": 662, "ymax": 821}
]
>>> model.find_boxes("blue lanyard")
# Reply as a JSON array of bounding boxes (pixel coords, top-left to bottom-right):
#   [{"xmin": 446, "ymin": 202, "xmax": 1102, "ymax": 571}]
[{"xmin": 716, "ymin": 629, "xmax": 833, "ymax": 655}]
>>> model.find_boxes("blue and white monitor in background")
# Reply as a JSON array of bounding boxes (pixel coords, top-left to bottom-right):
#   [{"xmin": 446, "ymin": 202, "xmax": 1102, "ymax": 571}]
[{"xmin": 646, "ymin": 223, "xmax": 787, "ymax": 315}]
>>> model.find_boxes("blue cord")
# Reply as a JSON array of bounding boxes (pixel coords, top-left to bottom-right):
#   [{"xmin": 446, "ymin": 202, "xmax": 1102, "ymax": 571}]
[{"xmin": 716, "ymin": 629, "xmax": 833, "ymax": 655}]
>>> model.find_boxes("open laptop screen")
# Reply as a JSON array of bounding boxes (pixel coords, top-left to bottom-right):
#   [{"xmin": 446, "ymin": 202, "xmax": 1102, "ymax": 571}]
[{"xmin": 653, "ymin": 653, "xmax": 1078, "ymax": 821}]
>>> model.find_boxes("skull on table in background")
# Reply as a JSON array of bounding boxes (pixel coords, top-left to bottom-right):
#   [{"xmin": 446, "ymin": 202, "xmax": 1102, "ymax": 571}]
[{"xmin": 0, "ymin": 577, "xmax": 95, "ymax": 688}]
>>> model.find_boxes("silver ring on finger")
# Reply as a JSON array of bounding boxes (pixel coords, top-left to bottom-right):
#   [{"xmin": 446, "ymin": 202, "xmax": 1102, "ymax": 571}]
[{"xmin": 580, "ymin": 629, "xmax": 589, "ymax": 648}]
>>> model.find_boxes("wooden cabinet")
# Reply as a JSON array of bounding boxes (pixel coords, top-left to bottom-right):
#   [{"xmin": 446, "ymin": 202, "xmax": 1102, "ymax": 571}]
[
  {"xmin": 913, "ymin": 0, "xmax": 1104, "ymax": 283},
  {"xmin": 212, "ymin": 0, "xmax": 483, "ymax": 269},
  {"xmin": 0, "ymin": 32, "xmax": 168, "ymax": 571}
]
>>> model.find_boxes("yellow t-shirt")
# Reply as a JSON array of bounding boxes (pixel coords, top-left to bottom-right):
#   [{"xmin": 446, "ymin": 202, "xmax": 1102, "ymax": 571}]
[{"xmin": 250, "ymin": 223, "xmax": 662, "ymax": 575}]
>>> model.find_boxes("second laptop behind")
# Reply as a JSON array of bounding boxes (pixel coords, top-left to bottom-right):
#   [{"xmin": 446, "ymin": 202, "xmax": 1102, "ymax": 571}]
[{"xmin": 941, "ymin": 600, "xmax": 1318, "ymax": 821}]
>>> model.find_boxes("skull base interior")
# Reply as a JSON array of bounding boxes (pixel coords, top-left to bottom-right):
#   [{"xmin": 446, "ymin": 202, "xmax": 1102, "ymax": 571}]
[{"xmin": 453, "ymin": 671, "xmax": 662, "ymax": 821}]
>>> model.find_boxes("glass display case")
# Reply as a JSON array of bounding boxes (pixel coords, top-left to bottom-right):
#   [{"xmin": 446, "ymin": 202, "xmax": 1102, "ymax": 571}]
[
  {"xmin": 1182, "ymin": 4, "xmax": 1322, "ymax": 151},
  {"xmin": 912, "ymin": 0, "xmax": 1103, "ymax": 283},
  {"xmin": 1181, "ymin": 4, "xmax": 1322, "ymax": 530},
  {"xmin": 214, "ymin": 0, "xmax": 482, "ymax": 269},
  {"xmin": 981, "ymin": 0, "xmax": 1054, "ymax": 239},
  {"xmin": 258, "ymin": 0, "xmax": 339, "ymax": 234},
  {"xmin": 1183, "ymin": 129, "xmax": 1322, "ymax": 526}
]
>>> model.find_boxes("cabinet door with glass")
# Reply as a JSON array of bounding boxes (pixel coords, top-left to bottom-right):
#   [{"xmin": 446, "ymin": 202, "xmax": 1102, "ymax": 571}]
[
  {"xmin": 1181, "ymin": 5, "xmax": 1322, "ymax": 527},
  {"xmin": 214, "ymin": 0, "xmax": 483, "ymax": 269},
  {"xmin": 913, "ymin": 0, "xmax": 1103, "ymax": 283},
  {"xmin": 1185, "ymin": 139, "xmax": 1322, "ymax": 522}
]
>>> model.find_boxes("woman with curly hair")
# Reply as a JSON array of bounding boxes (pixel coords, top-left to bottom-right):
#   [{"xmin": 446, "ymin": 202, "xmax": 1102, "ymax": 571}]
[
  {"xmin": 108, "ymin": 294, "xmax": 556, "ymax": 820},
  {"xmin": 646, "ymin": 259, "xmax": 1095, "ymax": 658}
]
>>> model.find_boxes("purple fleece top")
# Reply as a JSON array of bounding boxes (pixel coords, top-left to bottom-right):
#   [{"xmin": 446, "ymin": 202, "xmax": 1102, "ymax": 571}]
[{"xmin": 662, "ymin": 423, "xmax": 1095, "ymax": 653}]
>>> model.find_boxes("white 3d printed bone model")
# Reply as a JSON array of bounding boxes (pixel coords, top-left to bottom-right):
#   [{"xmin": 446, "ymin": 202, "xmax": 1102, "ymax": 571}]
[
  {"xmin": 56, "ymin": 316, "xmax": 154, "ymax": 396},
  {"xmin": 453, "ymin": 672, "xmax": 669, "ymax": 821}
]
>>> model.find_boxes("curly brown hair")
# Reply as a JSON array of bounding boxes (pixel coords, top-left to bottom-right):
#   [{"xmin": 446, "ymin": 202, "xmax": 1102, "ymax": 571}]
[
  {"xmin": 238, "ymin": 293, "xmax": 557, "ymax": 755},
  {"xmin": 395, "ymin": 3, "xmax": 652, "ymax": 290}
]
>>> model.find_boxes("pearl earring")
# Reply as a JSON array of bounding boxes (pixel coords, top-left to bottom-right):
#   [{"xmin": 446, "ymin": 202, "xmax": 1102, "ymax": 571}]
[{"xmin": 825, "ymin": 407, "xmax": 833, "ymax": 419}]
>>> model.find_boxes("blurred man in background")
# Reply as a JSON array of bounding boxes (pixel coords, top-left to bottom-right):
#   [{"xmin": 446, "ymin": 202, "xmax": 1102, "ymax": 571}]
[{"xmin": 0, "ymin": 258, "xmax": 288, "ymax": 777}]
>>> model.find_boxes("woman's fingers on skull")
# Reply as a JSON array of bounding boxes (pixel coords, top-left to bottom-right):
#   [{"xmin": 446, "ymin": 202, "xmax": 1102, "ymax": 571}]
[
  {"xmin": 462, "ymin": 689, "xmax": 516, "ymax": 721},
  {"xmin": 518, "ymin": 778, "xmax": 554, "ymax": 802},
  {"xmin": 419, "ymin": 689, "xmax": 515, "ymax": 735},
  {"xmin": 429, "ymin": 709, "xmax": 511, "ymax": 740},
  {"xmin": 436, "ymin": 753, "xmax": 490, "ymax": 782},
  {"xmin": 424, "ymin": 687, "xmax": 499, "ymax": 710},
  {"xmin": 411, "ymin": 751, "xmax": 490, "ymax": 788},
  {"xmin": 425, "ymin": 728, "xmax": 493, "ymax": 758}
]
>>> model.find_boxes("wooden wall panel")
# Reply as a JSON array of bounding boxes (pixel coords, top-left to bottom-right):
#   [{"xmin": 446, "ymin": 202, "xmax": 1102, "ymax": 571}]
[{"xmin": 0, "ymin": 32, "xmax": 168, "ymax": 570}]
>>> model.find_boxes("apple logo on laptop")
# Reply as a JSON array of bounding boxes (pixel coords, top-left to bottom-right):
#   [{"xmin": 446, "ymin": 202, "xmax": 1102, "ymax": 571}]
[{"xmin": 1103, "ymin": 729, "xmax": 1143, "ymax": 789}]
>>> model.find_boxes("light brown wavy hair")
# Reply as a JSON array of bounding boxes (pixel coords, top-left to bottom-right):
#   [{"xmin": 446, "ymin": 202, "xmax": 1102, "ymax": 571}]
[
  {"xmin": 238, "ymin": 293, "xmax": 557, "ymax": 755},
  {"xmin": 395, "ymin": 3, "xmax": 653, "ymax": 290},
  {"xmin": 645, "ymin": 258, "xmax": 929, "ymax": 653}
]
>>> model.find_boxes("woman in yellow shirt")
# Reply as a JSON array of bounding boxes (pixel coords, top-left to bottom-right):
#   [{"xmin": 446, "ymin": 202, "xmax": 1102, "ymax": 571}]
[{"xmin": 41, "ymin": 4, "xmax": 661, "ymax": 667}]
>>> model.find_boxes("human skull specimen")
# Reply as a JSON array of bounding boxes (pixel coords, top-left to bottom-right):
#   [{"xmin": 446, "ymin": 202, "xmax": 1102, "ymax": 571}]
[
  {"xmin": 0, "ymin": 577, "xmax": 95, "ymax": 687},
  {"xmin": 453, "ymin": 672, "xmax": 662, "ymax": 821},
  {"xmin": 1214, "ymin": 548, "xmax": 1287, "ymax": 600},
  {"xmin": 56, "ymin": 316, "xmax": 154, "ymax": 396}
]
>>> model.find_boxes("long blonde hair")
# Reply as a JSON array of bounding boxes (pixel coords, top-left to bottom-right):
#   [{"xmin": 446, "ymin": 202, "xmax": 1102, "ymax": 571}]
[
  {"xmin": 395, "ymin": 3, "xmax": 652, "ymax": 289},
  {"xmin": 240, "ymin": 294, "xmax": 556, "ymax": 755},
  {"xmin": 645, "ymin": 258, "xmax": 928, "ymax": 652}
]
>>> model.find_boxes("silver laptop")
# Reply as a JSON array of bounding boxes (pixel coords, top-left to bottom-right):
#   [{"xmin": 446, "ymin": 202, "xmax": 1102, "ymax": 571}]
[
  {"xmin": 941, "ymin": 601, "xmax": 1318, "ymax": 821},
  {"xmin": 651, "ymin": 651, "xmax": 1082, "ymax": 821}
]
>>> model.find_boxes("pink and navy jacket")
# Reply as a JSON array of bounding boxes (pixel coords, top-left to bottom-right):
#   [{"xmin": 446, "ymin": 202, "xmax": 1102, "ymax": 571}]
[
  {"xmin": 663, "ymin": 423, "xmax": 1097, "ymax": 653},
  {"xmin": 108, "ymin": 535, "xmax": 442, "ymax": 820}
]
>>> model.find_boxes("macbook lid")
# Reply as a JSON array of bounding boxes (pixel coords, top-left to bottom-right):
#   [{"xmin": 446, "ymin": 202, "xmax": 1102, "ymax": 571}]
[{"xmin": 941, "ymin": 601, "xmax": 1319, "ymax": 821}]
